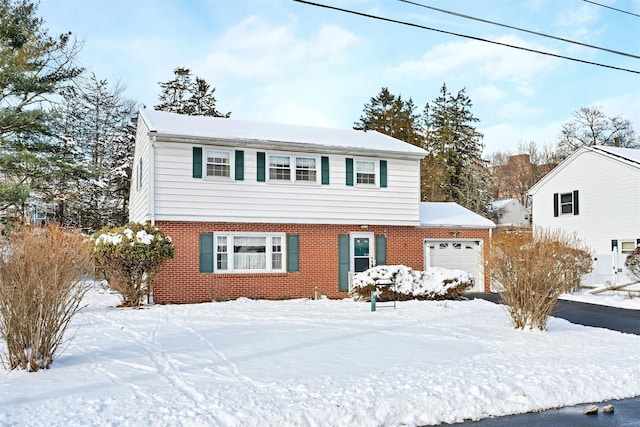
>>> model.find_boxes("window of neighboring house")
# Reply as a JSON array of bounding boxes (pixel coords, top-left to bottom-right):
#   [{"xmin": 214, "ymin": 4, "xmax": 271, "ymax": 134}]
[
  {"xmin": 356, "ymin": 160, "xmax": 375, "ymax": 184},
  {"xmin": 621, "ymin": 241, "xmax": 637, "ymax": 255},
  {"xmin": 206, "ymin": 149, "xmax": 230, "ymax": 177},
  {"xmin": 560, "ymin": 192, "xmax": 574, "ymax": 214},
  {"xmin": 137, "ymin": 158, "xmax": 142, "ymax": 191},
  {"xmin": 214, "ymin": 233, "xmax": 286, "ymax": 273}
]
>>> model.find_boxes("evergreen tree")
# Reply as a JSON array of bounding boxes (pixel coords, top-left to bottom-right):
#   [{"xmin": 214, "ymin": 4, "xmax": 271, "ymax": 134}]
[
  {"xmin": 49, "ymin": 74, "xmax": 137, "ymax": 229},
  {"xmin": 354, "ymin": 87, "xmax": 423, "ymax": 147},
  {"xmin": 155, "ymin": 67, "xmax": 230, "ymax": 117},
  {"xmin": 423, "ymin": 84, "xmax": 490, "ymax": 214},
  {"xmin": 0, "ymin": 0, "xmax": 82, "ymax": 219}
]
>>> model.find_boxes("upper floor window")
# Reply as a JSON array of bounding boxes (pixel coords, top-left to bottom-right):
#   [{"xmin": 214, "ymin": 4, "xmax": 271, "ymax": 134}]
[
  {"xmin": 206, "ymin": 150, "xmax": 230, "ymax": 177},
  {"xmin": 356, "ymin": 160, "xmax": 375, "ymax": 184},
  {"xmin": 268, "ymin": 154, "xmax": 318, "ymax": 183},
  {"xmin": 560, "ymin": 192, "xmax": 573, "ymax": 215},
  {"xmin": 295, "ymin": 157, "xmax": 317, "ymax": 182}
]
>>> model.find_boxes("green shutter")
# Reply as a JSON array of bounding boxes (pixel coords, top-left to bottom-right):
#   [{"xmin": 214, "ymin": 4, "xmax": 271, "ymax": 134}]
[
  {"xmin": 235, "ymin": 150, "xmax": 244, "ymax": 181},
  {"xmin": 321, "ymin": 156, "xmax": 329, "ymax": 185},
  {"xmin": 338, "ymin": 234, "xmax": 350, "ymax": 291},
  {"xmin": 287, "ymin": 234, "xmax": 300, "ymax": 272},
  {"xmin": 199, "ymin": 233, "xmax": 214, "ymax": 273},
  {"xmin": 257, "ymin": 152, "xmax": 266, "ymax": 182},
  {"xmin": 375, "ymin": 235, "xmax": 387, "ymax": 266},
  {"xmin": 380, "ymin": 160, "xmax": 387, "ymax": 188},
  {"xmin": 345, "ymin": 158, "xmax": 353, "ymax": 186},
  {"xmin": 192, "ymin": 147, "xmax": 203, "ymax": 178}
]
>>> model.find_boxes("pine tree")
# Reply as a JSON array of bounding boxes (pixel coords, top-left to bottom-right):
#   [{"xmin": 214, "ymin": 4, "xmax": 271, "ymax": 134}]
[
  {"xmin": 423, "ymin": 84, "xmax": 490, "ymax": 214},
  {"xmin": 155, "ymin": 67, "xmax": 230, "ymax": 117},
  {"xmin": 49, "ymin": 74, "xmax": 137, "ymax": 229},
  {"xmin": 0, "ymin": 0, "xmax": 82, "ymax": 219},
  {"xmin": 354, "ymin": 87, "xmax": 423, "ymax": 147}
]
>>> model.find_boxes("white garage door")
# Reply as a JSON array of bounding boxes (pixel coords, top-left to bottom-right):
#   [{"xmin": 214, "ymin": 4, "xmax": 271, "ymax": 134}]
[{"xmin": 424, "ymin": 240, "xmax": 483, "ymax": 292}]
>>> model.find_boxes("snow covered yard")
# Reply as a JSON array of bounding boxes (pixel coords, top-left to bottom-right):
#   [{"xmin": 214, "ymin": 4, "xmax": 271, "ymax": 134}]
[{"xmin": 2, "ymin": 286, "xmax": 640, "ymax": 426}]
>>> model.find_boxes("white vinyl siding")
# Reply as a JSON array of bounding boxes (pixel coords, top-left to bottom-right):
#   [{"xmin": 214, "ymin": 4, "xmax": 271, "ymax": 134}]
[
  {"xmin": 129, "ymin": 119, "xmax": 152, "ymax": 223},
  {"xmin": 151, "ymin": 142, "xmax": 422, "ymax": 225}
]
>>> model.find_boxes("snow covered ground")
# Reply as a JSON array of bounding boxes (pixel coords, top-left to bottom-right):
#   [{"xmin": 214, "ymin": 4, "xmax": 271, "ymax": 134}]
[{"xmin": 2, "ymin": 285, "xmax": 640, "ymax": 426}]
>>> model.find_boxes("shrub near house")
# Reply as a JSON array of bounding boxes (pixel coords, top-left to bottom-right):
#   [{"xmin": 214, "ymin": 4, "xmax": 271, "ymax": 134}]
[
  {"xmin": 93, "ymin": 223, "xmax": 175, "ymax": 307},
  {"xmin": 350, "ymin": 265, "xmax": 473, "ymax": 301}
]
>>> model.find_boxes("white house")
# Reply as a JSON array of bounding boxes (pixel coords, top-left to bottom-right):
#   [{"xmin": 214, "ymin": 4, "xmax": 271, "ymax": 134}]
[
  {"xmin": 130, "ymin": 109, "xmax": 495, "ymax": 303},
  {"xmin": 528, "ymin": 145, "xmax": 640, "ymax": 285},
  {"xmin": 488, "ymin": 198, "xmax": 530, "ymax": 228}
]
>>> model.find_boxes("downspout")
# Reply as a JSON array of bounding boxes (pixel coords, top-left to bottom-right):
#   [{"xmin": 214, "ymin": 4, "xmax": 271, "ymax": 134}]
[{"xmin": 149, "ymin": 134, "xmax": 156, "ymax": 226}]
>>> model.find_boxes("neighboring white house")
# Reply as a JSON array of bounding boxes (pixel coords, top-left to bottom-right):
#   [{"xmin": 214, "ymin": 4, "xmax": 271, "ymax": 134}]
[
  {"xmin": 488, "ymin": 198, "xmax": 530, "ymax": 228},
  {"xmin": 528, "ymin": 145, "xmax": 640, "ymax": 285}
]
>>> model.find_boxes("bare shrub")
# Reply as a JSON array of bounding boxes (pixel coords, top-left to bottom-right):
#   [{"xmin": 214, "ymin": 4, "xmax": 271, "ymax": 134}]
[
  {"xmin": 490, "ymin": 228, "xmax": 592, "ymax": 330},
  {"xmin": 93, "ymin": 223, "xmax": 174, "ymax": 307},
  {"xmin": 624, "ymin": 246, "xmax": 640, "ymax": 282},
  {"xmin": 0, "ymin": 225, "xmax": 91, "ymax": 371}
]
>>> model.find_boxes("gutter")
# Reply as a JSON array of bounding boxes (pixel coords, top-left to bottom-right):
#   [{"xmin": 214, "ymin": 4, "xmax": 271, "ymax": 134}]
[{"xmin": 149, "ymin": 134, "xmax": 156, "ymax": 225}]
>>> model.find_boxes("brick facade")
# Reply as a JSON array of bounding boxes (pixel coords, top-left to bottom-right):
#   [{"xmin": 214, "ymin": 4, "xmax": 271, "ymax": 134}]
[{"xmin": 152, "ymin": 221, "xmax": 491, "ymax": 304}]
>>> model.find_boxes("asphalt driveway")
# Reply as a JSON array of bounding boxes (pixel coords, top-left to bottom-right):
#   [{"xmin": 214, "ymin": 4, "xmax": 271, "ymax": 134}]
[{"xmin": 457, "ymin": 293, "xmax": 640, "ymax": 426}]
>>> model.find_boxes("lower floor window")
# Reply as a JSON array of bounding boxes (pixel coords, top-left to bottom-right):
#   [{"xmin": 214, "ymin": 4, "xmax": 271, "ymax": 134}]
[{"xmin": 215, "ymin": 233, "xmax": 286, "ymax": 273}]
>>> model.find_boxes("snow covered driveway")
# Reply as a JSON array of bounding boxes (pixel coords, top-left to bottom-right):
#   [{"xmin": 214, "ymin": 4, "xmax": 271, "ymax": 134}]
[{"xmin": 2, "ymin": 288, "xmax": 640, "ymax": 426}]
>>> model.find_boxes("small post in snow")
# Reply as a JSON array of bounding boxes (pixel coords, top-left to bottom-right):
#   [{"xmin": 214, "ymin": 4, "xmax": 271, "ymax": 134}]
[{"xmin": 371, "ymin": 291, "xmax": 376, "ymax": 312}]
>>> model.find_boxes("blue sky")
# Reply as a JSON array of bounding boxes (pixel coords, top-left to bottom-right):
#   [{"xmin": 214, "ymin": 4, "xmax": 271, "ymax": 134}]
[{"xmin": 39, "ymin": 0, "xmax": 640, "ymax": 155}]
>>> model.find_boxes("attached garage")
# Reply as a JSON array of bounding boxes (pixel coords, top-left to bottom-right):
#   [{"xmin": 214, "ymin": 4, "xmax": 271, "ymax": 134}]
[
  {"xmin": 419, "ymin": 202, "xmax": 496, "ymax": 292},
  {"xmin": 424, "ymin": 239, "xmax": 484, "ymax": 292}
]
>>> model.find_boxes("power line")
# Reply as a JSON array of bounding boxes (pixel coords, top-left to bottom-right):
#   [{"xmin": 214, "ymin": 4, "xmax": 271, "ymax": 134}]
[
  {"xmin": 582, "ymin": 0, "xmax": 640, "ymax": 18},
  {"xmin": 399, "ymin": 0, "xmax": 640, "ymax": 59},
  {"xmin": 292, "ymin": 0, "xmax": 640, "ymax": 74}
]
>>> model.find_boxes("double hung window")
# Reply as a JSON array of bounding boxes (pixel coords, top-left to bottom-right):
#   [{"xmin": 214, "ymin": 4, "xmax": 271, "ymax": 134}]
[
  {"xmin": 206, "ymin": 150, "xmax": 231, "ymax": 177},
  {"xmin": 268, "ymin": 154, "xmax": 317, "ymax": 183},
  {"xmin": 356, "ymin": 160, "xmax": 375, "ymax": 184},
  {"xmin": 560, "ymin": 192, "xmax": 573, "ymax": 215}
]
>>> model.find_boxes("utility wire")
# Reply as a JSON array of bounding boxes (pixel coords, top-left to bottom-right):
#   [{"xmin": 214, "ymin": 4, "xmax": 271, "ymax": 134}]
[
  {"xmin": 292, "ymin": 0, "xmax": 640, "ymax": 74},
  {"xmin": 582, "ymin": 0, "xmax": 640, "ymax": 18},
  {"xmin": 399, "ymin": 0, "xmax": 640, "ymax": 59}
]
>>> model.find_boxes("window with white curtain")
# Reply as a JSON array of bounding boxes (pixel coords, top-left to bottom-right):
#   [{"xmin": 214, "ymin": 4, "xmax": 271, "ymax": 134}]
[
  {"xmin": 214, "ymin": 233, "xmax": 286, "ymax": 272},
  {"xmin": 356, "ymin": 160, "xmax": 375, "ymax": 184},
  {"xmin": 206, "ymin": 149, "xmax": 230, "ymax": 177}
]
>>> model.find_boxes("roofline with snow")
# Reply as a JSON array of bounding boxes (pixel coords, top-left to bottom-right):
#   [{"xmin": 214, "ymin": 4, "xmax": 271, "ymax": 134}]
[
  {"xmin": 150, "ymin": 131, "xmax": 427, "ymax": 160},
  {"xmin": 528, "ymin": 145, "xmax": 640, "ymax": 195}
]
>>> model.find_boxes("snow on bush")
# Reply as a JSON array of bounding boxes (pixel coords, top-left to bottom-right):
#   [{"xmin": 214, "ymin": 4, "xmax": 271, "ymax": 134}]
[
  {"xmin": 93, "ymin": 222, "xmax": 174, "ymax": 307},
  {"xmin": 349, "ymin": 265, "xmax": 473, "ymax": 301}
]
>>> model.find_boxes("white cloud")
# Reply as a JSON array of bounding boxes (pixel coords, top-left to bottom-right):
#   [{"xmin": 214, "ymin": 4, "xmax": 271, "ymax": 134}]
[
  {"xmin": 197, "ymin": 17, "xmax": 361, "ymax": 81},
  {"xmin": 387, "ymin": 35, "xmax": 560, "ymax": 83},
  {"xmin": 470, "ymin": 85, "xmax": 505, "ymax": 104}
]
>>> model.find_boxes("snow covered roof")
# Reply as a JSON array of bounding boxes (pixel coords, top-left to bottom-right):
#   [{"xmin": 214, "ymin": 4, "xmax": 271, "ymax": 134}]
[
  {"xmin": 489, "ymin": 199, "xmax": 515, "ymax": 210},
  {"xmin": 139, "ymin": 109, "xmax": 427, "ymax": 158},
  {"xmin": 419, "ymin": 202, "xmax": 495, "ymax": 229},
  {"xmin": 591, "ymin": 145, "xmax": 640, "ymax": 165}
]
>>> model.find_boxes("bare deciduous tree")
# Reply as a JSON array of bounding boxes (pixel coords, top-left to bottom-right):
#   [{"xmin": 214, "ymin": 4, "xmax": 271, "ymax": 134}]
[{"xmin": 557, "ymin": 106, "xmax": 638, "ymax": 157}]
